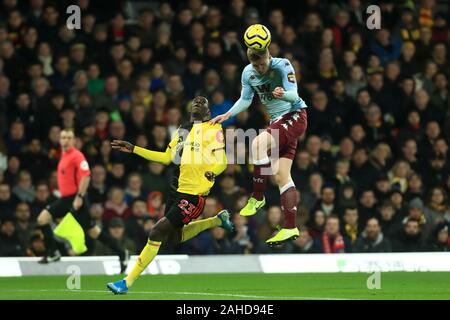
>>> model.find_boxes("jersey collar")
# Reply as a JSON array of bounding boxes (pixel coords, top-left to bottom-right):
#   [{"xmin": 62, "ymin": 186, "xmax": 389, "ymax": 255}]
[{"xmin": 64, "ymin": 147, "xmax": 75, "ymax": 154}]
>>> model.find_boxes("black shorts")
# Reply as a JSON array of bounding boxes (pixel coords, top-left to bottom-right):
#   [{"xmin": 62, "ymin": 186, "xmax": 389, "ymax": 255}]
[
  {"xmin": 46, "ymin": 195, "xmax": 94, "ymax": 230},
  {"xmin": 164, "ymin": 192, "xmax": 206, "ymax": 228}
]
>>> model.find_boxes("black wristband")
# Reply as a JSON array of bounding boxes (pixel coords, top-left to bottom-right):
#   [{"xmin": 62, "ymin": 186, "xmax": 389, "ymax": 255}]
[{"xmin": 76, "ymin": 193, "xmax": 84, "ymax": 198}]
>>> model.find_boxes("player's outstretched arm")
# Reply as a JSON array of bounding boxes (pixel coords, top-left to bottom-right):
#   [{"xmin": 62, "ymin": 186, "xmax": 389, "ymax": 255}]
[
  {"xmin": 210, "ymin": 97, "xmax": 252, "ymax": 124},
  {"xmin": 111, "ymin": 140, "xmax": 172, "ymax": 165},
  {"xmin": 111, "ymin": 140, "xmax": 134, "ymax": 153},
  {"xmin": 211, "ymin": 68, "xmax": 254, "ymax": 124}
]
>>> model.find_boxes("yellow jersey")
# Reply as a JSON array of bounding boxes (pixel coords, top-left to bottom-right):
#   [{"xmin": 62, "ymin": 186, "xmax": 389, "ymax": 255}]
[{"xmin": 133, "ymin": 121, "xmax": 226, "ymax": 196}]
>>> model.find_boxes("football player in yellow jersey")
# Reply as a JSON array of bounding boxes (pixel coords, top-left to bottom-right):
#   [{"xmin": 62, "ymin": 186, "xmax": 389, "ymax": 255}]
[{"xmin": 106, "ymin": 96, "xmax": 234, "ymax": 294}]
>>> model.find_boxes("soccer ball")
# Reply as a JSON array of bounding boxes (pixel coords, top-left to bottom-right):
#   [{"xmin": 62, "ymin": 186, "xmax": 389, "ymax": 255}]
[{"xmin": 244, "ymin": 24, "xmax": 271, "ymax": 50}]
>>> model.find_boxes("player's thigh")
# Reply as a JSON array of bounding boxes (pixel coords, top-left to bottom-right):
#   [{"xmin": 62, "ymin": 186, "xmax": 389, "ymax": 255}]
[
  {"xmin": 37, "ymin": 209, "xmax": 53, "ymax": 225},
  {"xmin": 164, "ymin": 193, "xmax": 205, "ymax": 227},
  {"xmin": 149, "ymin": 217, "xmax": 178, "ymax": 242},
  {"xmin": 252, "ymin": 131, "xmax": 275, "ymax": 158}
]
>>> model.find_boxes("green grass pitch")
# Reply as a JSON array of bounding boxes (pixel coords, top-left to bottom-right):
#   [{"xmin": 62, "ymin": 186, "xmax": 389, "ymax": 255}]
[{"xmin": 1, "ymin": 273, "xmax": 449, "ymax": 300}]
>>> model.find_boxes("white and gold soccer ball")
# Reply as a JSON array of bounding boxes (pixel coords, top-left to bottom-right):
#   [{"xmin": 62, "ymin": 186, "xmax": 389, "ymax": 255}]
[{"xmin": 243, "ymin": 24, "xmax": 271, "ymax": 50}]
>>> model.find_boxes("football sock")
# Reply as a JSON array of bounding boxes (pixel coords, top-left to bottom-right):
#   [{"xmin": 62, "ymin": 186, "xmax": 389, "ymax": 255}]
[
  {"xmin": 124, "ymin": 239, "xmax": 161, "ymax": 287},
  {"xmin": 40, "ymin": 224, "xmax": 56, "ymax": 255},
  {"xmin": 180, "ymin": 216, "xmax": 221, "ymax": 242},
  {"xmin": 280, "ymin": 181, "xmax": 298, "ymax": 229},
  {"xmin": 252, "ymin": 157, "xmax": 271, "ymax": 201}
]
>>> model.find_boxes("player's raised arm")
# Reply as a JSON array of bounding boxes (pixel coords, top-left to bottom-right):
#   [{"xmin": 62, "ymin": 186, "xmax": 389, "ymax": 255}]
[
  {"xmin": 210, "ymin": 68, "xmax": 254, "ymax": 124},
  {"xmin": 111, "ymin": 139, "xmax": 175, "ymax": 165}
]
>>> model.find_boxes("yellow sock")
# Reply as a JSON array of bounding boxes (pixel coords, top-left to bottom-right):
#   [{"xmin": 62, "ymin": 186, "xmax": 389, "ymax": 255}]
[
  {"xmin": 181, "ymin": 216, "xmax": 221, "ymax": 242},
  {"xmin": 124, "ymin": 239, "xmax": 161, "ymax": 287}
]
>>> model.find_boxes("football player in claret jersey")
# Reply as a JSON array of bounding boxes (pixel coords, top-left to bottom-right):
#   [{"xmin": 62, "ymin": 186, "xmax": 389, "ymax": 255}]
[
  {"xmin": 106, "ymin": 96, "xmax": 234, "ymax": 294},
  {"xmin": 211, "ymin": 48, "xmax": 308, "ymax": 246}
]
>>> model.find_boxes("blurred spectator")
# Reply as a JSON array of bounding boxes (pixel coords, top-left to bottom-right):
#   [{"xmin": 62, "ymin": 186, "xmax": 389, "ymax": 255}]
[
  {"xmin": 231, "ymin": 214, "xmax": 252, "ymax": 254},
  {"xmin": 0, "ymin": 182, "xmax": 17, "ymax": 218},
  {"xmin": 210, "ymin": 227, "xmax": 234, "ymax": 254},
  {"xmin": 14, "ymin": 202, "xmax": 34, "ymax": 246},
  {"xmin": 404, "ymin": 197, "xmax": 433, "ymax": 242},
  {"xmin": 124, "ymin": 172, "xmax": 147, "ymax": 205},
  {"xmin": 125, "ymin": 198, "xmax": 154, "ymax": 253},
  {"xmin": 88, "ymin": 164, "xmax": 108, "ymax": 204},
  {"xmin": 146, "ymin": 191, "xmax": 165, "ymax": 220},
  {"xmin": 392, "ymin": 218, "xmax": 425, "ymax": 252},
  {"xmin": 354, "ymin": 217, "xmax": 392, "ymax": 253},
  {"xmin": 427, "ymin": 222, "xmax": 449, "ymax": 251},
  {"xmin": 94, "ymin": 217, "xmax": 135, "ymax": 255},
  {"xmin": 0, "ymin": 217, "xmax": 26, "ymax": 256},
  {"xmin": 11, "ymin": 170, "xmax": 35, "ymax": 203},
  {"xmin": 103, "ymin": 187, "xmax": 132, "ymax": 223},
  {"xmin": 313, "ymin": 215, "xmax": 352, "ymax": 253},
  {"xmin": 424, "ymin": 187, "xmax": 448, "ymax": 225},
  {"xmin": 378, "ymin": 200, "xmax": 403, "ymax": 240},
  {"xmin": 358, "ymin": 189, "xmax": 378, "ymax": 225},
  {"xmin": 340, "ymin": 207, "xmax": 360, "ymax": 245},
  {"xmin": 306, "ymin": 209, "xmax": 326, "ymax": 240},
  {"xmin": 311, "ymin": 184, "xmax": 336, "ymax": 217},
  {"xmin": 30, "ymin": 182, "xmax": 53, "ymax": 221}
]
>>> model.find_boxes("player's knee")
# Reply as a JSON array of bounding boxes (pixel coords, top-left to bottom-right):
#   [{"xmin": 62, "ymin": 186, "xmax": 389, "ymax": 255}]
[
  {"xmin": 274, "ymin": 173, "xmax": 283, "ymax": 186},
  {"xmin": 275, "ymin": 171, "xmax": 291, "ymax": 187}
]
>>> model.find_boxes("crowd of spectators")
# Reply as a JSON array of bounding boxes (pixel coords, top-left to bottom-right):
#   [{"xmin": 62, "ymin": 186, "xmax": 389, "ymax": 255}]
[{"xmin": 1, "ymin": 0, "xmax": 450, "ymax": 257}]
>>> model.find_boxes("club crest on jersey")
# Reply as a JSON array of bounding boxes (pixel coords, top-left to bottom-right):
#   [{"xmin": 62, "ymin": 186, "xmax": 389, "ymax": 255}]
[{"xmin": 216, "ymin": 130, "xmax": 224, "ymax": 143}]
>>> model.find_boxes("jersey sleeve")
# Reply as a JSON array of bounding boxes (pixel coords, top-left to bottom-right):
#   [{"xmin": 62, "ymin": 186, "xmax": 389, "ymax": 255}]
[
  {"xmin": 279, "ymin": 58, "xmax": 298, "ymax": 91},
  {"xmin": 240, "ymin": 68, "xmax": 255, "ymax": 100},
  {"xmin": 206, "ymin": 125, "xmax": 227, "ymax": 176},
  {"xmin": 133, "ymin": 130, "xmax": 180, "ymax": 165},
  {"xmin": 203, "ymin": 124, "xmax": 227, "ymax": 175},
  {"xmin": 75, "ymin": 153, "xmax": 91, "ymax": 184},
  {"xmin": 227, "ymin": 70, "xmax": 254, "ymax": 116}
]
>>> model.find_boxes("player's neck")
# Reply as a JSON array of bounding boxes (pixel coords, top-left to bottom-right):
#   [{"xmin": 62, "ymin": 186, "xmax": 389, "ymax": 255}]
[{"xmin": 62, "ymin": 146, "xmax": 74, "ymax": 153}]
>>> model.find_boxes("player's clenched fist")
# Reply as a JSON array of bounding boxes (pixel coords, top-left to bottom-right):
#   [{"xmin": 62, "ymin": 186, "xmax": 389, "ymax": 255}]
[
  {"xmin": 204, "ymin": 171, "xmax": 216, "ymax": 182},
  {"xmin": 272, "ymin": 87, "xmax": 285, "ymax": 99},
  {"xmin": 111, "ymin": 140, "xmax": 135, "ymax": 153}
]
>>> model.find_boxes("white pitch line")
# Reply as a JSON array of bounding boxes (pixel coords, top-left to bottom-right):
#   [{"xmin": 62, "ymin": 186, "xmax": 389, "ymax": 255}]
[{"xmin": 0, "ymin": 289, "xmax": 351, "ymax": 300}]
